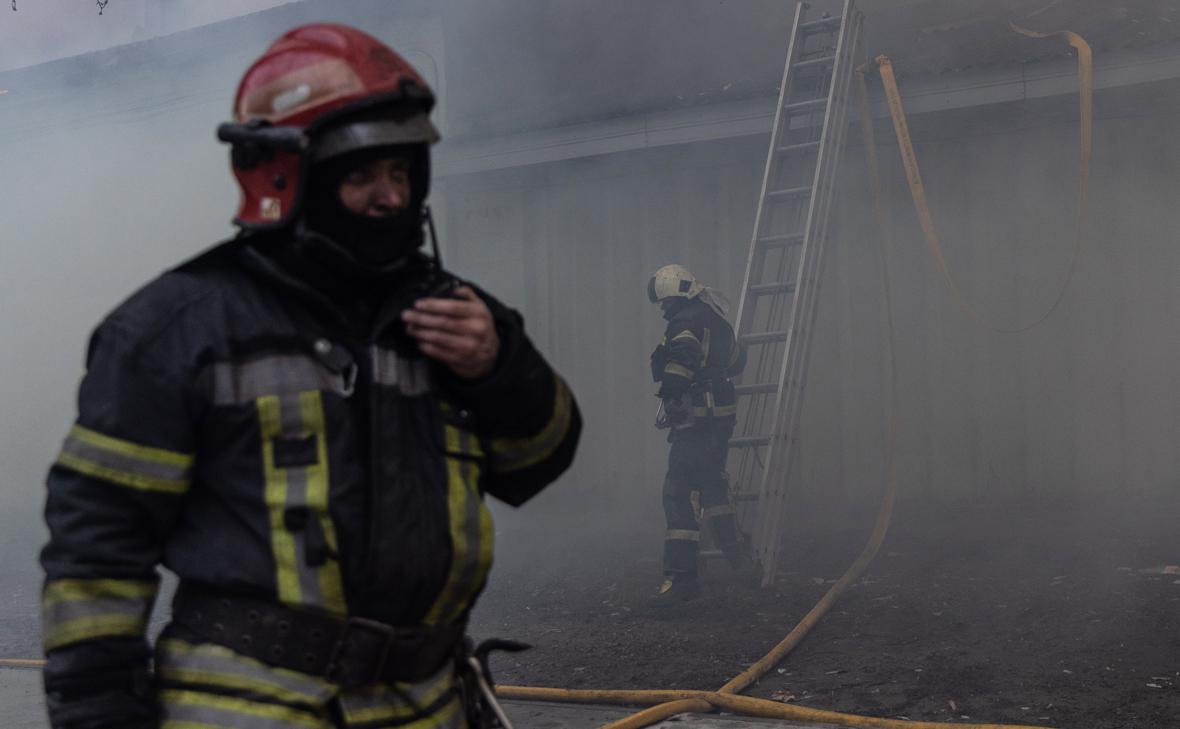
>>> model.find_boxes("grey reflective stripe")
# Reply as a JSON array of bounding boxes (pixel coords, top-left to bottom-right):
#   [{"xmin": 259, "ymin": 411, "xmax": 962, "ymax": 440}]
[
  {"xmin": 665, "ymin": 529, "xmax": 701, "ymax": 541},
  {"xmin": 337, "ymin": 664, "xmax": 456, "ymax": 724},
  {"xmin": 370, "ymin": 347, "xmax": 432, "ymax": 395},
  {"xmin": 42, "ymin": 596, "xmax": 149, "ymax": 632},
  {"xmin": 212, "ymin": 355, "xmax": 345, "ymax": 405},
  {"xmin": 156, "ymin": 639, "xmax": 335, "ymax": 705},
  {"xmin": 277, "ymin": 392, "xmax": 325, "ymax": 611},
  {"xmin": 702, "ymin": 504, "xmax": 735, "ymax": 518},
  {"xmin": 159, "ymin": 689, "xmax": 329, "ymax": 729},
  {"xmin": 59, "ymin": 433, "xmax": 192, "ymax": 487}
]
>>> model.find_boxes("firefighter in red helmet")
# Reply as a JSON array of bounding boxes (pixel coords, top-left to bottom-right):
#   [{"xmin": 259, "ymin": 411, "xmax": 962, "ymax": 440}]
[{"xmin": 40, "ymin": 25, "xmax": 580, "ymax": 729}]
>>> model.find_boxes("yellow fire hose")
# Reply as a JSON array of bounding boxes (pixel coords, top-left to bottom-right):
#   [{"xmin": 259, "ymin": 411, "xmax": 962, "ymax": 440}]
[
  {"xmin": 0, "ymin": 658, "xmax": 46, "ymax": 668},
  {"xmin": 875, "ymin": 28, "xmax": 1092, "ymax": 334}
]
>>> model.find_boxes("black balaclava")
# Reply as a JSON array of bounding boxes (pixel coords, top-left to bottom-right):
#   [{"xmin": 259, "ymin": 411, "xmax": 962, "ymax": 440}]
[
  {"xmin": 300, "ymin": 143, "xmax": 430, "ymax": 279},
  {"xmin": 661, "ymin": 296, "xmax": 691, "ymax": 320}
]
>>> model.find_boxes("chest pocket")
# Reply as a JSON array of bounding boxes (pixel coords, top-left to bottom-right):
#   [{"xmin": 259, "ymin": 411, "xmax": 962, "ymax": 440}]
[{"xmin": 423, "ymin": 406, "xmax": 494, "ymax": 627}]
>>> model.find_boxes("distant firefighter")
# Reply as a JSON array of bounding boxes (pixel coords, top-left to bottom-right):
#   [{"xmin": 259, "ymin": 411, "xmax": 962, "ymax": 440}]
[
  {"xmin": 647, "ymin": 264, "xmax": 748, "ymax": 604},
  {"xmin": 39, "ymin": 24, "xmax": 580, "ymax": 729}
]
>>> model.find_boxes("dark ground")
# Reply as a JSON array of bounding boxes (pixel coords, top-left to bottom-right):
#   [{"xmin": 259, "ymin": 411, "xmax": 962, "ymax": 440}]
[
  {"xmin": 470, "ymin": 494, "xmax": 1180, "ymax": 729},
  {"xmin": 4, "ymin": 494, "xmax": 1178, "ymax": 728}
]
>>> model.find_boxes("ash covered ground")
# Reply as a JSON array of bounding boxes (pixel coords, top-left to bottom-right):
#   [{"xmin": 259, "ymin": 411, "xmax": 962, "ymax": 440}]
[
  {"xmin": 470, "ymin": 494, "xmax": 1180, "ymax": 728},
  {"xmin": 3, "ymin": 493, "xmax": 1178, "ymax": 728}
]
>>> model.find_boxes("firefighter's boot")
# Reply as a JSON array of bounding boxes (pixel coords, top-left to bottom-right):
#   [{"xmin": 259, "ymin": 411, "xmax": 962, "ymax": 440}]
[{"xmin": 649, "ymin": 574, "xmax": 700, "ymax": 606}]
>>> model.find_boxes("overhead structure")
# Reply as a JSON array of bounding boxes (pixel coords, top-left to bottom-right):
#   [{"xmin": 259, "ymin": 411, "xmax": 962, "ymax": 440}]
[{"xmin": 727, "ymin": 0, "xmax": 863, "ymax": 586}]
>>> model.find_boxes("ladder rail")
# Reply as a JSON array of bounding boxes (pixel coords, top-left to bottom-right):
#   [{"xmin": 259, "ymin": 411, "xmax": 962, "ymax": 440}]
[
  {"xmin": 729, "ymin": 1, "xmax": 827, "ymax": 543},
  {"xmin": 755, "ymin": 4, "xmax": 861, "ymax": 576},
  {"xmin": 728, "ymin": 2, "xmax": 809, "ymax": 539},
  {"xmin": 720, "ymin": 0, "xmax": 862, "ymax": 585},
  {"xmin": 733, "ymin": 2, "xmax": 807, "ymax": 336},
  {"xmin": 756, "ymin": 8, "xmax": 864, "ymax": 582}
]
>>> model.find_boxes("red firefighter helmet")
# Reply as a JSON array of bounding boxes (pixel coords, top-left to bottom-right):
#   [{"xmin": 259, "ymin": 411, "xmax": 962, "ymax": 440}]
[{"xmin": 219, "ymin": 24, "xmax": 440, "ymax": 229}]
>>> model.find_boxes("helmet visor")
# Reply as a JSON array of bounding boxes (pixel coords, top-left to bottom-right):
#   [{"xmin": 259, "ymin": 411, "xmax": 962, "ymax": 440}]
[{"xmin": 314, "ymin": 114, "xmax": 440, "ymax": 163}]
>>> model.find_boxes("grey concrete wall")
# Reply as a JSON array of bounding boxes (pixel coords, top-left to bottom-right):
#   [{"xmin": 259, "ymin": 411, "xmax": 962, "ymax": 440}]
[{"xmin": 438, "ymin": 90, "xmax": 1180, "ymax": 533}]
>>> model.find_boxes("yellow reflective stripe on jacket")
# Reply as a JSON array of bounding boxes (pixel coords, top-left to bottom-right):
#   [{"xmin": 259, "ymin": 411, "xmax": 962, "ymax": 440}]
[
  {"xmin": 487, "ymin": 375, "xmax": 574, "ymax": 474},
  {"xmin": 156, "ymin": 639, "xmax": 335, "ymax": 708},
  {"xmin": 424, "ymin": 425, "xmax": 493, "ymax": 627},
  {"xmin": 42, "ymin": 578, "xmax": 156, "ymax": 651},
  {"xmin": 56, "ymin": 425, "xmax": 193, "ymax": 494},
  {"xmin": 670, "ymin": 330, "xmax": 700, "ymax": 346},
  {"xmin": 692, "ymin": 404, "xmax": 737, "ymax": 418},
  {"xmin": 159, "ymin": 689, "xmax": 332, "ymax": 729},
  {"xmin": 257, "ymin": 391, "xmax": 346, "ymax": 615},
  {"xmin": 663, "ymin": 362, "xmax": 694, "ymax": 380},
  {"xmin": 665, "ymin": 529, "xmax": 701, "ymax": 542},
  {"xmin": 338, "ymin": 667, "xmax": 457, "ymax": 725},
  {"xmin": 702, "ymin": 504, "xmax": 735, "ymax": 518},
  {"xmin": 701, "ymin": 327, "xmax": 712, "ymax": 365}
]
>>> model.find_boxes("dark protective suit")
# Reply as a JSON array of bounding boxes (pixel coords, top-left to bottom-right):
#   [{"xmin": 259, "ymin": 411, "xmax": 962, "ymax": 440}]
[
  {"xmin": 40, "ymin": 231, "xmax": 581, "ymax": 729},
  {"xmin": 650, "ymin": 296, "xmax": 745, "ymax": 577}
]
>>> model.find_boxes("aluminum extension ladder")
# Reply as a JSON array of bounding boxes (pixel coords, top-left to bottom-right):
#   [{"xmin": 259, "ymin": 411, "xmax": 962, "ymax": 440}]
[{"xmin": 727, "ymin": 0, "xmax": 863, "ymax": 586}]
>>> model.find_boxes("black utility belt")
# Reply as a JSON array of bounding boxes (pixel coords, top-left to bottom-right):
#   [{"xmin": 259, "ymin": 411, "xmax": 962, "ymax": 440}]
[{"xmin": 170, "ymin": 585, "xmax": 466, "ymax": 688}]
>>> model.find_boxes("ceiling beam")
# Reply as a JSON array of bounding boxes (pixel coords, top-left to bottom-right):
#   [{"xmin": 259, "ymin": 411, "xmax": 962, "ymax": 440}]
[{"xmin": 436, "ymin": 41, "xmax": 1180, "ymax": 177}]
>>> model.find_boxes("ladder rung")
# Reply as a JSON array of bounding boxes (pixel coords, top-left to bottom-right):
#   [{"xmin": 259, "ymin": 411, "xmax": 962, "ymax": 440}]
[
  {"xmin": 799, "ymin": 16, "xmax": 842, "ymax": 34},
  {"xmin": 758, "ymin": 233, "xmax": 805, "ymax": 248},
  {"xmin": 777, "ymin": 140, "xmax": 820, "ymax": 155},
  {"xmin": 736, "ymin": 382, "xmax": 778, "ymax": 396},
  {"xmin": 783, "ymin": 97, "xmax": 827, "ymax": 114},
  {"xmin": 794, "ymin": 55, "xmax": 837, "ymax": 69},
  {"xmin": 767, "ymin": 186, "xmax": 812, "ymax": 200},
  {"xmin": 749, "ymin": 282, "xmax": 797, "ymax": 296},
  {"xmin": 729, "ymin": 436, "xmax": 771, "ymax": 448},
  {"xmin": 741, "ymin": 331, "xmax": 788, "ymax": 345}
]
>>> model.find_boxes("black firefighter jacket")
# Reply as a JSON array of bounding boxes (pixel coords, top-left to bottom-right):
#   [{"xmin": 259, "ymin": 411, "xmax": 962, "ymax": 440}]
[
  {"xmin": 39, "ymin": 234, "xmax": 581, "ymax": 728},
  {"xmin": 650, "ymin": 297, "xmax": 744, "ymax": 420}
]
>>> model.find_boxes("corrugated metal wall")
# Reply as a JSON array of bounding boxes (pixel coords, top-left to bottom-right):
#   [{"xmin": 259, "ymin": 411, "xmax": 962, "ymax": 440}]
[
  {"xmin": 439, "ymin": 95, "xmax": 1180, "ymax": 528},
  {"xmin": 5, "ymin": 4, "xmax": 1177, "ymax": 539}
]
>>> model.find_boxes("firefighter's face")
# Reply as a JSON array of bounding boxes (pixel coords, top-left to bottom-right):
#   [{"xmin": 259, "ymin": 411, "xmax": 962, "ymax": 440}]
[{"xmin": 337, "ymin": 157, "xmax": 411, "ymax": 217}]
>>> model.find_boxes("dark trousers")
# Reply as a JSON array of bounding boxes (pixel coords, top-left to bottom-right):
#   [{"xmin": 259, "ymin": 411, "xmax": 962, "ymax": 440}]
[{"xmin": 661, "ymin": 418, "xmax": 740, "ymax": 576}]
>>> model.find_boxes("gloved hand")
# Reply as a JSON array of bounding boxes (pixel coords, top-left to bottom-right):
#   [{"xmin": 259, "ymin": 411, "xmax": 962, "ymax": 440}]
[{"xmin": 662, "ymin": 395, "xmax": 693, "ymax": 428}]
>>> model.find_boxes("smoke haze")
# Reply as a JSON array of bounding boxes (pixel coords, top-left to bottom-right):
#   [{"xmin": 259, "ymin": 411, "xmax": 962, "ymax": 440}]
[{"xmin": 2, "ymin": 7, "xmax": 1180, "ymax": 723}]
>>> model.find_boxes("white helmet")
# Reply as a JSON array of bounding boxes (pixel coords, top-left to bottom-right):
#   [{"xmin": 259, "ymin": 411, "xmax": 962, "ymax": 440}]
[{"xmin": 647, "ymin": 264, "xmax": 704, "ymax": 303}]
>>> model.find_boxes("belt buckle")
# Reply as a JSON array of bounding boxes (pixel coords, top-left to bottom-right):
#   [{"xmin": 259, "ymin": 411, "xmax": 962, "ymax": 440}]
[{"xmin": 325, "ymin": 616, "xmax": 395, "ymax": 685}]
